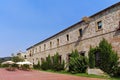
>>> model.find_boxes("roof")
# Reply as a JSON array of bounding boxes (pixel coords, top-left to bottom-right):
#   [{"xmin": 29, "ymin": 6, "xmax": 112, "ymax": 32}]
[{"xmin": 27, "ymin": 2, "xmax": 120, "ymax": 50}]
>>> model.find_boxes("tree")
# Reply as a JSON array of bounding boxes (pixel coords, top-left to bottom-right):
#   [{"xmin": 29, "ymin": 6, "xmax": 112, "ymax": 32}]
[
  {"xmin": 33, "ymin": 60, "xmax": 41, "ymax": 69},
  {"xmin": 88, "ymin": 46, "xmax": 96, "ymax": 68},
  {"xmin": 41, "ymin": 53, "xmax": 65, "ymax": 71},
  {"xmin": 69, "ymin": 49, "xmax": 88, "ymax": 73},
  {"xmin": 12, "ymin": 56, "xmax": 24, "ymax": 62},
  {"xmin": 98, "ymin": 38, "xmax": 119, "ymax": 76},
  {"xmin": 46, "ymin": 54, "xmax": 52, "ymax": 69},
  {"xmin": 52, "ymin": 53, "xmax": 65, "ymax": 71}
]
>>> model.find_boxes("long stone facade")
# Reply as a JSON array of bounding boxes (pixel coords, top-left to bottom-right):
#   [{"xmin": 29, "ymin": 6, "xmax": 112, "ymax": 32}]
[{"xmin": 26, "ymin": 2, "xmax": 120, "ymax": 64}]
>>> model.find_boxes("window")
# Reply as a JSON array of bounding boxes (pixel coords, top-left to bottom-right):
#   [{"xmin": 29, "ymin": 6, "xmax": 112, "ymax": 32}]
[
  {"xmin": 67, "ymin": 54, "xmax": 71, "ymax": 63},
  {"xmin": 81, "ymin": 53, "xmax": 85, "ymax": 56},
  {"xmin": 117, "ymin": 21, "xmax": 120, "ymax": 30},
  {"xmin": 24, "ymin": 55, "xmax": 26, "ymax": 58},
  {"xmin": 44, "ymin": 44, "xmax": 46, "ymax": 51},
  {"xmin": 59, "ymin": 55, "xmax": 62, "ymax": 63},
  {"xmin": 29, "ymin": 53, "xmax": 32, "ymax": 57},
  {"xmin": 41, "ymin": 58, "xmax": 44, "ymax": 62},
  {"xmin": 50, "ymin": 42, "xmax": 52, "ymax": 49},
  {"xmin": 39, "ymin": 46, "xmax": 41, "ymax": 52},
  {"xmin": 119, "ymin": 21, "xmax": 120, "ymax": 29},
  {"xmin": 57, "ymin": 39, "xmax": 59, "ymax": 46},
  {"xmin": 66, "ymin": 34, "xmax": 69, "ymax": 41},
  {"xmin": 79, "ymin": 51, "xmax": 85, "ymax": 56},
  {"xmin": 51, "ymin": 56, "xmax": 54, "ymax": 63},
  {"xmin": 97, "ymin": 21, "xmax": 102, "ymax": 29},
  {"xmin": 30, "ymin": 50, "xmax": 31, "ymax": 54},
  {"xmin": 33, "ymin": 59, "xmax": 34, "ymax": 65},
  {"xmin": 36, "ymin": 48, "xmax": 37, "ymax": 53},
  {"xmin": 79, "ymin": 29, "xmax": 83, "ymax": 37},
  {"xmin": 36, "ymin": 58, "xmax": 38, "ymax": 61}
]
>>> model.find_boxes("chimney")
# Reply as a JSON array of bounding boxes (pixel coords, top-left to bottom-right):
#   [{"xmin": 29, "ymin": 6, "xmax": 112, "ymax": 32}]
[{"xmin": 82, "ymin": 16, "xmax": 90, "ymax": 24}]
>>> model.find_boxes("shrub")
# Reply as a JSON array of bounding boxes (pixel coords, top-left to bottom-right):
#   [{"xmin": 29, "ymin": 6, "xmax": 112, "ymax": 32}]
[
  {"xmin": 88, "ymin": 38, "xmax": 119, "ymax": 76},
  {"xmin": 12, "ymin": 63, "xmax": 18, "ymax": 68},
  {"xmin": 98, "ymin": 38, "xmax": 119, "ymax": 76},
  {"xmin": 46, "ymin": 55, "xmax": 52, "ymax": 70},
  {"xmin": 88, "ymin": 46, "xmax": 96, "ymax": 68},
  {"xmin": 12, "ymin": 56, "xmax": 24, "ymax": 62},
  {"xmin": 41, "ymin": 60, "xmax": 49, "ymax": 70},
  {"xmin": 69, "ymin": 50, "xmax": 88, "ymax": 73},
  {"xmin": 1, "ymin": 64, "xmax": 9, "ymax": 68},
  {"xmin": 41, "ymin": 53, "xmax": 65, "ymax": 71},
  {"xmin": 52, "ymin": 53, "xmax": 65, "ymax": 71},
  {"xmin": 33, "ymin": 61, "xmax": 41, "ymax": 69},
  {"xmin": 22, "ymin": 64, "xmax": 30, "ymax": 70}
]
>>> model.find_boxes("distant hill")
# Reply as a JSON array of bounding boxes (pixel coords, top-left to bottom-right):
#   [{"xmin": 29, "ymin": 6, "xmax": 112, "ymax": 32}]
[{"xmin": 0, "ymin": 57, "xmax": 12, "ymax": 63}]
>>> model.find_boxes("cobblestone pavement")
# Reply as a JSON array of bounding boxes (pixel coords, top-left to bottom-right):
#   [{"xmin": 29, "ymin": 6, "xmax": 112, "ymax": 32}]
[{"xmin": 0, "ymin": 68, "xmax": 103, "ymax": 80}]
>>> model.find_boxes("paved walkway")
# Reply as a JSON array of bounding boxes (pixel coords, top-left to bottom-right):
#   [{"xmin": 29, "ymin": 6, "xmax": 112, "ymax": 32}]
[{"xmin": 0, "ymin": 68, "xmax": 103, "ymax": 80}]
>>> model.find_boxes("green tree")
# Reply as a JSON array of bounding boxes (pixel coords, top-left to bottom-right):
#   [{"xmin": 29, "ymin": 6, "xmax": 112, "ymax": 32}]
[
  {"xmin": 69, "ymin": 49, "xmax": 88, "ymax": 73},
  {"xmin": 88, "ymin": 46, "xmax": 96, "ymax": 68},
  {"xmin": 33, "ymin": 60, "xmax": 41, "ymax": 69},
  {"xmin": 52, "ymin": 53, "xmax": 65, "ymax": 71},
  {"xmin": 46, "ymin": 54, "xmax": 52, "ymax": 69},
  {"xmin": 41, "ymin": 53, "xmax": 65, "ymax": 71},
  {"xmin": 12, "ymin": 56, "xmax": 24, "ymax": 62},
  {"xmin": 98, "ymin": 38, "xmax": 119, "ymax": 76},
  {"xmin": 40, "ymin": 60, "xmax": 48, "ymax": 70}
]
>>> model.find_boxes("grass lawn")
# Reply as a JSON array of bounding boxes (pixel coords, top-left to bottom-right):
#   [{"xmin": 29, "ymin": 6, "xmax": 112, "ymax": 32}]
[{"xmin": 39, "ymin": 70, "xmax": 120, "ymax": 80}]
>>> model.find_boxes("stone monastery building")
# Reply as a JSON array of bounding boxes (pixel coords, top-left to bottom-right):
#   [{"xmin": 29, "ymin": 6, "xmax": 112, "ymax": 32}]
[{"xmin": 26, "ymin": 2, "xmax": 120, "ymax": 65}]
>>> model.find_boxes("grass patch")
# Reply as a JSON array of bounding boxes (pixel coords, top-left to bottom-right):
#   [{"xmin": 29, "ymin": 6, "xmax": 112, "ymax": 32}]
[{"xmin": 38, "ymin": 69, "xmax": 120, "ymax": 80}]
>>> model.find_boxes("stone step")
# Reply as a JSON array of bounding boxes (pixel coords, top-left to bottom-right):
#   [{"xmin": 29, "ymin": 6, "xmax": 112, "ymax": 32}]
[{"xmin": 87, "ymin": 68, "xmax": 108, "ymax": 76}]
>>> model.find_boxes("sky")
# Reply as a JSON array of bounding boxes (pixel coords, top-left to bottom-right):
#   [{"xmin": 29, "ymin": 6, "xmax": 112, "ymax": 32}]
[{"xmin": 0, "ymin": 0, "xmax": 119, "ymax": 57}]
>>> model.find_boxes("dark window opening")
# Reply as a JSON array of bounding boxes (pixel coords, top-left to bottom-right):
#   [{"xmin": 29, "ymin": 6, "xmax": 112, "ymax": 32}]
[
  {"xmin": 33, "ymin": 59, "xmax": 34, "ymax": 64},
  {"xmin": 51, "ymin": 56, "xmax": 54, "ymax": 63},
  {"xmin": 97, "ymin": 21, "xmax": 102, "ymax": 29},
  {"xmin": 39, "ymin": 46, "xmax": 41, "ymax": 52},
  {"xmin": 79, "ymin": 29, "xmax": 83, "ymax": 37},
  {"xmin": 30, "ymin": 53, "xmax": 32, "ymax": 57},
  {"xmin": 24, "ymin": 55, "xmax": 26, "ymax": 58},
  {"xmin": 67, "ymin": 54, "xmax": 71, "ymax": 63},
  {"xmin": 59, "ymin": 55, "xmax": 62, "ymax": 63},
  {"xmin": 80, "ymin": 53, "xmax": 85, "ymax": 56},
  {"xmin": 50, "ymin": 42, "xmax": 52, "ymax": 48},
  {"xmin": 57, "ymin": 39, "xmax": 59, "ymax": 46},
  {"xmin": 41, "ymin": 58, "xmax": 44, "ymax": 62},
  {"xmin": 79, "ymin": 51, "xmax": 85, "ymax": 56},
  {"xmin": 94, "ymin": 51, "xmax": 101, "ymax": 67},
  {"xmin": 66, "ymin": 34, "xmax": 69, "ymax": 41},
  {"xmin": 117, "ymin": 21, "xmax": 120, "ymax": 30},
  {"xmin": 44, "ymin": 44, "xmax": 46, "ymax": 50},
  {"xmin": 36, "ymin": 58, "xmax": 38, "ymax": 60}
]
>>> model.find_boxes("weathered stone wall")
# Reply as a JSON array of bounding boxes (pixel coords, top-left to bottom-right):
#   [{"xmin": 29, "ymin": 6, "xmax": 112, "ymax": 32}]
[{"xmin": 27, "ymin": 3, "xmax": 120, "ymax": 64}]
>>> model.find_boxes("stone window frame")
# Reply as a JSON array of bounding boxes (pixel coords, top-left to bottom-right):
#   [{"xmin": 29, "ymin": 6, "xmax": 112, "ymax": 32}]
[{"xmin": 96, "ymin": 20, "xmax": 103, "ymax": 31}]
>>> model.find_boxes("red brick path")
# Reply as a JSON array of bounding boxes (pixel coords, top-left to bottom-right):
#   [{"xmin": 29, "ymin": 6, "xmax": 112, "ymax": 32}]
[{"xmin": 0, "ymin": 68, "xmax": 103, "ymax": 80}]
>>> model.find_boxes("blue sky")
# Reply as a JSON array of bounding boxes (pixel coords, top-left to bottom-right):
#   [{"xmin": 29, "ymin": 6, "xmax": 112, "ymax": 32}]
[{"xmin": 0, "ymin": 0, "xmax": 119, "ymax": 57}]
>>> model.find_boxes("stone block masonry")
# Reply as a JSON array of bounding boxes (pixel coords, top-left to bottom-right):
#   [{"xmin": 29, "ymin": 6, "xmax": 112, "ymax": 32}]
[{"xmin": 26, "ymin": 2, "xmax": 120, "ymax": 65}]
